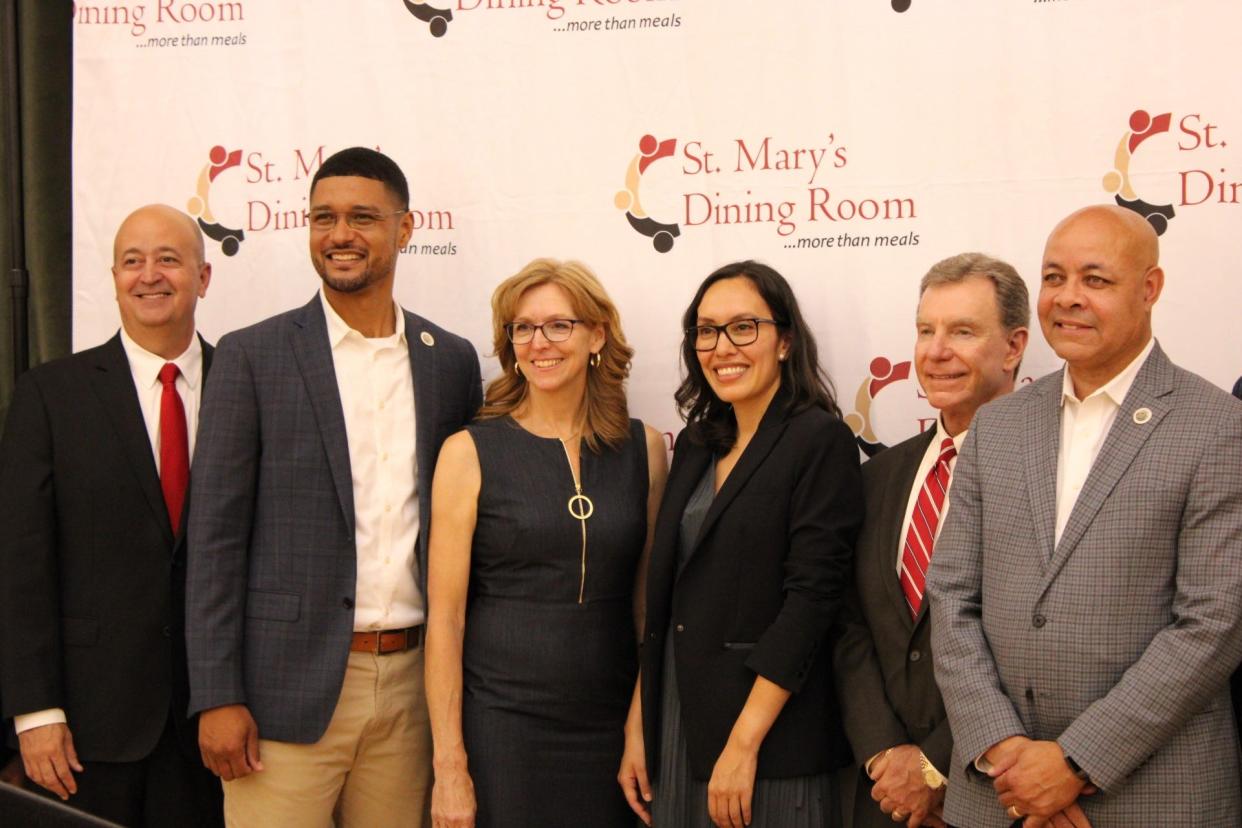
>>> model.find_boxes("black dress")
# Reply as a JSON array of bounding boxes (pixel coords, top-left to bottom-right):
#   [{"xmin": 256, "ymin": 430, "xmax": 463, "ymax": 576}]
[{"xmin": 461, "ymin": 416, "xmax": 649, "ymax": 828}]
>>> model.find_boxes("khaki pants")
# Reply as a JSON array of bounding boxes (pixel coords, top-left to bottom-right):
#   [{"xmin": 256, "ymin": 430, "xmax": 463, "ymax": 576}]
[{"xmin": 223, "ymin": 646, "xmax": 431, "ymax": 828}]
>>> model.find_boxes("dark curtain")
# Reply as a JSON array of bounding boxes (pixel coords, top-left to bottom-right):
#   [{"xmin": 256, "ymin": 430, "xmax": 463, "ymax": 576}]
[{"xmin": 0, "ymin": 1, "xmax": 71, "ymax": 429}]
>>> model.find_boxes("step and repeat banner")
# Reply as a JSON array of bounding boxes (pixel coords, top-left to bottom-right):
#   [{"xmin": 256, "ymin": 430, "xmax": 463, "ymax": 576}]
[{"xmin": 72, "ymin": 0, "xmax": 1242, "ymax": 450}]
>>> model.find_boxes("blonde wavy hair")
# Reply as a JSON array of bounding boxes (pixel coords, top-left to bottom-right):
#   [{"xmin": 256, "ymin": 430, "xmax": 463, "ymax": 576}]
[{"xmin": 477, "ymin": 258, "xmax": 634, "ymax": 452}]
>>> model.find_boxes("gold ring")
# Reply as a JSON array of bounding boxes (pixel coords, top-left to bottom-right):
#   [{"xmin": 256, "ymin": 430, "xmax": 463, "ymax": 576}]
[
  {"xmin": 892, "ymin": 810, "xmax": 906, "ymax": 821},
  {"xmin": 1007, "ymin": 804, "xmax": 1023, "ymax": 819}
]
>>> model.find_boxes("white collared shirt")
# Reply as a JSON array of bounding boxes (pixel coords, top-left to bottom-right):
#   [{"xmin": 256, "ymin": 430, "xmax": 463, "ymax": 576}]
[
  {"xmin": 319, "ymin": 289, "xmax": 424, "ymax": 632},
  {"xmin": 1054, "ymin": 338, "xmax": 1155, "ymax": 543},
  {"xmin": 14, "ymin": 329, "xmax": 203, "ymax": 736},
  {"xmin": 895, "ymin": 413, "xmax": 968, "ymax": 572},
  {"xmin": 120, "ymin": 328, "xmax": 203, "ymax": 471}
]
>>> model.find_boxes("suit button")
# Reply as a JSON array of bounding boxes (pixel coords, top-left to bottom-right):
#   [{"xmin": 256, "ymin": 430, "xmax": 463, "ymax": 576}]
[
  {"xmin": 1032, "ymin": 614, "xmax": 1047, "ymax": 628},
  {"xmin": 343, "ymin": 597, "xmax": 355, "ymax": 610},
  {"xmin": 909, "ymin": 649, "xmax": 921, "ymax": 662},
  {"xmin": 162, "ymin": 626, "xmax": 171, "ymax": 638},
  {"xmin": 675, "ymin": 624, "xmax": 685, "ymax": 633},
  {"xmin": 648, "ymin": 632, "xmax": 657, "ymax": 640},
  {"xmin": 1025, "ymin": 688, "xmax": 1034, "ymax": 700}
]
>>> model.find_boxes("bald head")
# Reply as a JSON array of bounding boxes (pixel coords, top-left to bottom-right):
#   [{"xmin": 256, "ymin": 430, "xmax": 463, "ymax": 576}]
[
  {"xmin": 1047, "ymin": 204, "xmax": 1159, "ymax": 273},
  {"xmin": 114, "ymin": 204, "xmax": 206, "ymax": 269},
  {"xmin": 1038, "ymin": 204, "xmax": 1164, "ymax": 397},
  {"xmin": 111, "ymin": 203, "xmax": 212, "ymax": 359}
]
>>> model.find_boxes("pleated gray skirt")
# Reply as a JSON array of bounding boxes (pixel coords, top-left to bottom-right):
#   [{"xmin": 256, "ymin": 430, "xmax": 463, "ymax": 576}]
[{"xmin": 650, "ymin": 636, "xmax": 838, "ymax": 828}]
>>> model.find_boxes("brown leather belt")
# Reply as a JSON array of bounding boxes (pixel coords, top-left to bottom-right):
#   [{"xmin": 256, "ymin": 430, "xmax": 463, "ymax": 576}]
[{"xmin": 350, "ymin": 625, "xmax": 423, "ymax": 655}]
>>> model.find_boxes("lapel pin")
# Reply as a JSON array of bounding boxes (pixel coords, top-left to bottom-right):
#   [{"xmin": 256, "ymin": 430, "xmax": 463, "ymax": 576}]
[
  {"xmin": 420, "ymin": 331, "xmax": 435, "ymax": 347},
  {"xmin": 1133, "ymin": 407, "xmax": 1151, "ymax": 424}
]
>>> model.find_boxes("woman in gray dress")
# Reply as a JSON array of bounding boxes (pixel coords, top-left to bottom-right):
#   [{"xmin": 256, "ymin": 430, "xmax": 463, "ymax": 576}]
[
  {"xmin": 619, "ymin": 260, "xmax": 862, "ymax": 828},
  {"xmin": 425, "ymin": 258, "xmax": 667, "ymax": 828}
]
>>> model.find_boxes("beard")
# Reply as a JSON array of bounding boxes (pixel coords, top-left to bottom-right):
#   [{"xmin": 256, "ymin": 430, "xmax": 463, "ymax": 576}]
[{"xmin": 313, "ymin": 248, "xmax": 390, "ymax": 294}]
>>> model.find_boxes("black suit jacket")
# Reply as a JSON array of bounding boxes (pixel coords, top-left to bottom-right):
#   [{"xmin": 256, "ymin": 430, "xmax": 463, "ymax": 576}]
[
  {"xmin": 834, "ymin": 428, "xmax": 952, "ymax": 827},
  {"xmin": 0, "ymin": 333, "xmax": 211, "ymax": 762},
  {"xmin": 641, "ymin": 389, "xmax": 862, "ymax": 780}
]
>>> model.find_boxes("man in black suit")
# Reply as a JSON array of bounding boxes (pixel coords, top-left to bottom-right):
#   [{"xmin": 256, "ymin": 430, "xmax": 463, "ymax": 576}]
[
  {"xmin": 0, "ymin": 204, "xmax": 223, "ymax": 826},
  {"xmin": 835, "ymin": 253, "xmax": 1029, "ymax": 828}
]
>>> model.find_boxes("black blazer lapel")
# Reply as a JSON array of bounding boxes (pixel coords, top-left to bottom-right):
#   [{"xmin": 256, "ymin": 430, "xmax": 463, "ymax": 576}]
[
  {"xmin": 87, "ymin": 334, "xmax": 175, "ymax": 547},
  {"xmin": 290, "ymin": 296, "xmax": 356, "ymax": 535},
  {"xmin": 688, "ymin": 388, "xmax": 792, "ymax": 562}
]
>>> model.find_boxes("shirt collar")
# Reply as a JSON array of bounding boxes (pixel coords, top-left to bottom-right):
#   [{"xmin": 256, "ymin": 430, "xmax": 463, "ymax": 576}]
[
  {"xmin": 119, "ymin": 327, "xmax": 203, "ymax": 390},
  {"xmin": 1060, "ymin": 337, "xmax": 1155, "ymax": 407},
  {"xmin": 935, "ymin": 412, "xmax": 968, "ymax": 453},
  {"xmin": 319, "ymin": 287, "xmax": 406, "ymax": 348}
]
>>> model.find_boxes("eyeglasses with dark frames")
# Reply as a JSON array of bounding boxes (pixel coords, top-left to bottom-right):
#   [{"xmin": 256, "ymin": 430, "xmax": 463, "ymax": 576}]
[
  {"xmin": 685, "ymin": 318, "xmax": 780, "ymax": 351},
  {"xmin": 504, "ymin": 319, "xmax": 583, "ymax": 345},
  {"xmin": 308, "ymin": 209, "xmax": 408, "ymax": 231}
]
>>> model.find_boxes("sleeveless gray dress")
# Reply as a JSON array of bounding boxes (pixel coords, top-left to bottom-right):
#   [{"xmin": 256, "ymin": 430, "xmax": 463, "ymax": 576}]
[
  {"xmin": 461, "ymin": 416, "xmax": 648, "ymax": 828},
  {"xmin": 652, "ymin": 464, "xmax": 837, "ymax": 827}
]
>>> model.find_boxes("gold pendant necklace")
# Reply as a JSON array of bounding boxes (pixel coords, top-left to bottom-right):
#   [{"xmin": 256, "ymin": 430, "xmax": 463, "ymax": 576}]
[{"xmin": 559, "ymin": 438, "xmax": 594, "ymax": 604}]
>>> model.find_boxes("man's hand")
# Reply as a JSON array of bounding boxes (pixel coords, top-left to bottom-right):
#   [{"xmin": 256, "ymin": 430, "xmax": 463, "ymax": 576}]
[
  {"xmin": 1023, "ymin": 801, "xmax": 1093, "ymax": 828},
  {"xmin": 18, "ymin": 723, "xmax": 82, "ymax": 800},
  {"xmin": 990, "ymin": 739, "xmax": 1084, "ymax": 819},
  {"xmin": 868, "ymin": 745, "xmax": 946, "ymax": 827},
  {"xmin": 198, "ymin": 704, "xmax": 263, "ymax": 781}
]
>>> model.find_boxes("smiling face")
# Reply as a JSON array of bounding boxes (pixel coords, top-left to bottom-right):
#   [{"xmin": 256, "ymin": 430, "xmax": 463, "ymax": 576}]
[
  {"xmin": 694, "ymin": 276, "xmax": 789, "ymax": 414},
  {"xmin": 308, "ymin": 175, "xmax": 413, "ymax": 296},
  {"xmin": 112, "ymin": 204, "xmax": 211, "ymax": 357},
  {"xmin": 1038, "ymin": 206, "xmax": 1163, "ymax": 397},
  {"xmin": 510, "ymin": 282, "xmax": 604, "ymax": 398},
  {"xmin": 915, "ymin": 275, "xmax": 1026, "ymax": 435}
]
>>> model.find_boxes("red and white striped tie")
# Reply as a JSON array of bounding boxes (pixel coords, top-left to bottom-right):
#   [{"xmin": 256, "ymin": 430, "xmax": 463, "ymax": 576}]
[{"xmin": 899, "ymin": 437, "xmax": 956, "ymax": 619}]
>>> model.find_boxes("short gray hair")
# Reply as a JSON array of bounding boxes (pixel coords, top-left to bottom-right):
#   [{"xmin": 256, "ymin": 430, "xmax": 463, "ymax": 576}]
[{"xmin": 919, "ymin": 252, "xmax": 1029, "ymax": 332}]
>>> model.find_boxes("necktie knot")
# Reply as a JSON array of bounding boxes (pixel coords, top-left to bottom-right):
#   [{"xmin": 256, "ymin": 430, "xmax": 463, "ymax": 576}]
[
  {"xmin": 159, "ymin": 362, "xmax": 180, "ymax": 387},
  {"xmin": 938, "ymin": 437, "xmax": 957, "ymax": 464}
]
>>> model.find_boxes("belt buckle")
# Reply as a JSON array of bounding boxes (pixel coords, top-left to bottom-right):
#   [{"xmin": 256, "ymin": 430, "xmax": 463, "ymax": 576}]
[{"xmin": 377, "ymin": 628, "xmax": 408, "ymax": 655}]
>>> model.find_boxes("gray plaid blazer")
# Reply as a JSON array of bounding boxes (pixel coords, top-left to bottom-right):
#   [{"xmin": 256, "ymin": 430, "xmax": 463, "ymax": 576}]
[
  {"xmin": 928, "ymin": 343, "xmax": 1242, "ymax": 826},
  {"xmin": 185, "ymin": 295, "xmax": 481, "ymax": 742}
]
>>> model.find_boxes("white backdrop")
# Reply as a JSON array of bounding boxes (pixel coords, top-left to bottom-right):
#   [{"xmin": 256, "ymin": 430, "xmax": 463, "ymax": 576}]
[{"xmin": 72, "ymin": 0, "xmax": 1242, "ymax": 449}]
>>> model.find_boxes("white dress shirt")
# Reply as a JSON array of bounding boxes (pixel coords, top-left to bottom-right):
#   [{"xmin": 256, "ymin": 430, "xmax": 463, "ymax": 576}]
[
  {"xmin": 320, "ymin": 289, "xmax": 424, "ymax": 632},
  {"xmin": 894, "ymin": 413, "xmax": 968, "ymax": 572},
  {"xmin": 1054, "ymin": 338, "xmax": 1155, "ymax": 543},
  {"xmin": 14, "ymin": 330, "xmax": 203, "ymax": 735}
]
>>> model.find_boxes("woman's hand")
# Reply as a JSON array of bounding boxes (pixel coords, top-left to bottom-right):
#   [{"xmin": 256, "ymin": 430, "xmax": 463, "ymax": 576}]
[
  {"xmin": 431, "ymin": 765, "xmax": 477, "ymax": 828},
  {"xmin": 707, "ymin": 737, "xmax": 760, "ymax": 828},
  {"xmin": 618, "ymin": 725, "xmax": 653, "ymax": 825}
]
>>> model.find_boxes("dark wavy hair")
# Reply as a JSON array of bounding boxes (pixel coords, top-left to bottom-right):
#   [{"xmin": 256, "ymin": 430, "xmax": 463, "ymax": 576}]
[{"xmin": 675, "ymin": 260, "xmax": 841, "ymax": 453}]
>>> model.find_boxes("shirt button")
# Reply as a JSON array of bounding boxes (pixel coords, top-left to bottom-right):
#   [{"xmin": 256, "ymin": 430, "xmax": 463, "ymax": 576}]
[
  {"xmin": 342, "ymin": 597, "xmax": 355, "ymax": 610},
  {"xmin": 385, "ymin": 504, "xmax": 392, "ymax": 513},
  {"xmin": 1033, "ymin": 614, "xmax": 1047, "ymax": 628},
  {"xmin": 382, "ymin": 452, "xmax": 389, "ymax": 462},
  {"xmin": 378, "ymin": 401, "xmax": 385, "ymax": 410},
  {"xmin": 909, "ymin": 649, "xmax": 922, "ymax": 662},
  {"xmin": 383, "ymin": 557, "xmax": 390, "ymax": 565},
  {"xmin": 675, "ymin": 624, "xmax": 685, "ymax": 633}
]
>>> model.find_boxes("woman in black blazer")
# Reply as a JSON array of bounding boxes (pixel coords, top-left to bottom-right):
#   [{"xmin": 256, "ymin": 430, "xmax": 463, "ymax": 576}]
[{"xmin": 619, "ymin": 261, "xmax": 863, "ymax": 828}]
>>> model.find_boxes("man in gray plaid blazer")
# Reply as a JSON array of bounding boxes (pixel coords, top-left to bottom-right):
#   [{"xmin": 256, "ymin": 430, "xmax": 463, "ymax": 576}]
[
  {"xmin": 186, "ymin": 148, "xmax": 481, "ymax": 826},
  {"xmin": 929, "ymin": 205, "xmax": 1242, "ymax": 827}
]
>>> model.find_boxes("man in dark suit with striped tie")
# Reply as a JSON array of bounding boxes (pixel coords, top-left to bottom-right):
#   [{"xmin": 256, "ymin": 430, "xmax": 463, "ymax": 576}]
[{"xmin": 836, "ymin": 252, "xmax": 1029, "ymax": 828}]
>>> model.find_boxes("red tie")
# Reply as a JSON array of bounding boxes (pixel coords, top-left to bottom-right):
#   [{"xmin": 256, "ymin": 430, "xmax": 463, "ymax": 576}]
[
  {"xmin": 158, "ymin": 363, "xmax": 189, "ymax": 534},
  {"xmin": 899, "ymin": 437, "xmax": 956, "ymax": 618}
]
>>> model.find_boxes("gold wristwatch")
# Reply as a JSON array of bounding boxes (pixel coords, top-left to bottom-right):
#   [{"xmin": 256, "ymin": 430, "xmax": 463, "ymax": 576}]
[{"xmin": 920, "ymin": 752, "xmax": 947, "ymax": 790}]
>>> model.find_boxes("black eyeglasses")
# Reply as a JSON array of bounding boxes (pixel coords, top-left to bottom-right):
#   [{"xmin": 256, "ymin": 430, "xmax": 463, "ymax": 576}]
[
  {"xmin": 308, "ymin": 209, "xmax": 407, "ymax": 231},
  {"xmin": 685, "ymin": 318, "xmax": 779, "ymax": 351},
  {"xmin": 504, "ymin": 319, "xmax": 583, "ymax": 344}
]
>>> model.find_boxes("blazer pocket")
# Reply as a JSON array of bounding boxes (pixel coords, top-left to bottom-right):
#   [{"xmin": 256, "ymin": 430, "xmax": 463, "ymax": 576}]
[
  {"xmin": 723, "ymin": 641, "xmax": 757, "ymax": 650},
  {"xmin": 61, "ymin": 617, "xmax": 98, "ymax": 647},
  {"xmin": 245, "ymin": 590, "xmax": 301, "ymax": 622}
]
